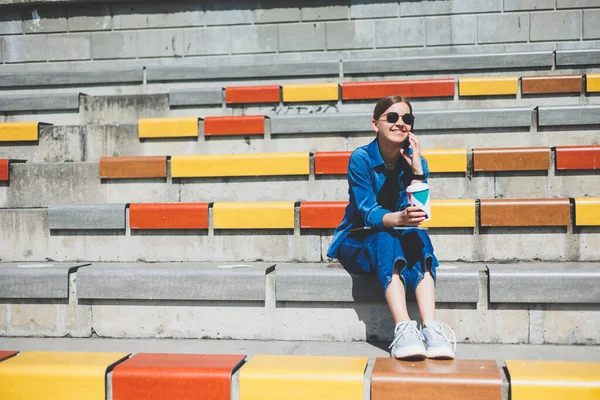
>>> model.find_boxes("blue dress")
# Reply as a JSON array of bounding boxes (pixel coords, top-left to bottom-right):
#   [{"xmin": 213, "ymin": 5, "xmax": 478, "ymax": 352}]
[{"xmin": 327, "ymin": 138, "xmax": 439, "ymax": 293}]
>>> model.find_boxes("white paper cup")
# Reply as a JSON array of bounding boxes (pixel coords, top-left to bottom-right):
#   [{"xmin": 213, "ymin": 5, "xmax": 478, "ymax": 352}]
[{"xmin": 406, "ymin": 182, "xmax": 431, "ymax": 222}]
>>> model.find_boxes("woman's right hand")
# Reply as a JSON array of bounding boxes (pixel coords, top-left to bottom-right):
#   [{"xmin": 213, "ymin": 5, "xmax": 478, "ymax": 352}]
[{"xmin": 396, "ymin": 206, "xmax": 427, "ymax": 226}]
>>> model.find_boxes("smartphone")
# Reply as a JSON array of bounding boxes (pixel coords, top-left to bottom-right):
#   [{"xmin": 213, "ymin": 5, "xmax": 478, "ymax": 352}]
[{"xmin": 402, "ymin": 119, "xmax": 415, "ymax": 151}]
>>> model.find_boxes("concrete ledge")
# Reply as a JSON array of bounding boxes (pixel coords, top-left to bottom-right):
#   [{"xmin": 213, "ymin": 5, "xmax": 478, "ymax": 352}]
[
  {"xmin": 0, "ymin": 262, "xmax": 89, "ymax": 299},
  {"xmin": 538, "ymin": 105, "xmax": 600, "ymax": 126},
  {"xmin": 556, "ymin": 50, "xmax": 600, "ymax": 67},
  {"xmin": 147, "ymin": 61, "xmax": 339, "ymax": 82},
  {"xmin": 0, "ymin": 70, "xmax": 142, "ymax": 88},
  {"xmin": 170, "ymin": 89, "xmax": 223, "ymax": 107},
  {"xmin": 48, "ymin": 204, "xmax": 126, "ymax": 230},
  {"xmin": 488, "ymin": 263, "xmax": 600, "ymax": 304},
  {"xmin": 343, "ymin": 52, "xmax": 553, "ymax": 75},
  {"xmin": 275, "ymin": 263, "xmax": 482, "ymax": 303},
  {"xmin": 0, "ymin": 93, "xmax": 79, "ymax": 112},
  {"xmin": 77, "ymin": 262, "xmax": 274, "ymax": 301}
]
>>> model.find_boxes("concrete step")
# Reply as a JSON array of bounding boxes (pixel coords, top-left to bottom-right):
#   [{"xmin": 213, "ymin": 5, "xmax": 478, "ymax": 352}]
[
  {"xmin": 2, "ymin": 338, "xmax": 600, "ymax": 362},
  {"xmin": 1, "ymin": 161, "xmax": 598, "ymax": 208},
  {"xmin": 0, "ymin": 207, "xmax": 598, "ymax": 262}
]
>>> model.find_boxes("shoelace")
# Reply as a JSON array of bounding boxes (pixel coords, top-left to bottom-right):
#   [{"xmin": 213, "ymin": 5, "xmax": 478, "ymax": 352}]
[
  {"xmin": 389, "ymin": 322, "xmax": 425, "ymax": 349},
  {"xmin": 429, "ymin": 323, "xmax": 457, "ymax": 352}
]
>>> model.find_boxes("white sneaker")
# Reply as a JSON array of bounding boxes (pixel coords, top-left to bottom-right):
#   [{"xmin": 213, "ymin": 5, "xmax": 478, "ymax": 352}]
[
  {"xmin": 389, "ymin": 320, "xmax": 426, "ymax": 360},
  {"xmin": 421, "ymin": 320, "xmax": 457, "ymax": 359}
]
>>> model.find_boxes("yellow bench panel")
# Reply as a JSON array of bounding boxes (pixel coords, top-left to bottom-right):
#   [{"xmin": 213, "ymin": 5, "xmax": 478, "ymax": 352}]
[
  {"xmin": 282, "ymin": 83, "xmax": 339, "ymax": 102},
  {"xmin": 422, "ymin": 148, "xmax": 467, "ymax": 173},
  {"xmin": 0, "ymin": 122, "xmax": 39, "ymax": 142},
  {"xmin": 213, "ymin": 202, "xmax": 295, "ymax": 229},
  {"xmin": 459, "ymin": 76, "xmax": 519, "ymax": 96},
  {"xmin": 138, "ymin": 118, "xmax": 198, "ymax": 138},
  {"xmin": 575, "ymin": 198, "xmax": 600, "ymax": 226},
  {"xmin": 171, "ymin": 153, "xmax": 310, "ymax": 178},
  {"xmin": 506, "ymin": 360, "xmax": 600, "ymax": 400},
  {"xmin": 0, "ymin": 351, "xmax": 130, "ymax": 400},
  {"xmin": 240, "ymin": 354, "xmax": 367, "ymax": 400},
  {"xmin": 587, "ymin": 74, "xmax": 600, "ymax": 92},
  {"xmin": 420, "ymin": 199, "xmax": 476, "ymax": 228}
]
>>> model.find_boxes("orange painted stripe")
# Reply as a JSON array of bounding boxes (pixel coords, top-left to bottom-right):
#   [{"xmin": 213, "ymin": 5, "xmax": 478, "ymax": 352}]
[
  {"xmin": 0, "ymin": 351, "xmax": 18, "ymax": 362},
  {"xmin": 556, "ymin": 145, "xmax": 600, "ymax": 170},
  {"xmin": 300, "ymin": 202, "xmax": 347, "ymax": 229},
  {"xmin": 226, "ymin": 86, "xmax": 281, "ymax": 104},
  {"xmin": 204, "ymin": 116, "xmax": 265, "ymax": 136},
  {"xmin": 480, "ymin": 198, "xmax": 571, "ymax": 227},
  {"xmin": 130, "ymin": 203, "xmax": 209, "ymax": 230},
  {"xmin": 0, "ymin": 159, "xmax": 8, "ymax": 181},
  {"xmin": 521, "ymin": 75, "xmax": 583, "ymax": 94},
  {"xmin": 342, "ymin": 79, "xmax": 455, "ymax": 100},
  {"xmin": 113, "ymin": 353, "xmax": 246, "ymax": 400},
  {"xmin": 100, "ymin": 156, "xmax": 167, "ymax": 179},
  {"xmin": 314, "ymin": 152, "xmax": 351, "ymax": 175}
]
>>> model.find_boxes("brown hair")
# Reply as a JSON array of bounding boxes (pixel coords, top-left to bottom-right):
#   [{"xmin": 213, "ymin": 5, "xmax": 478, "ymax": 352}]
[{"xmin": 372, "ymin": 95, "xmax": 413, "ymax": 120}]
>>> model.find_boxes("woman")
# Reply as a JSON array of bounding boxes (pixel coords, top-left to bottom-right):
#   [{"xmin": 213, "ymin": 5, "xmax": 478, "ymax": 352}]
[{"xmin": 327, "ymin": 96, "xmax": 456, "ymax": 360}]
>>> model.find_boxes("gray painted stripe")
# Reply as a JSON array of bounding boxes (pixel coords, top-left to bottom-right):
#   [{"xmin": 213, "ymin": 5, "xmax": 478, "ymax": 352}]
[
  {"xmin": 538, "ymin": 105, "xmax": 600, "ymax": 126},
  {"xmin": 0, "ymin": 69, "xmax": 142, "ymax": 88},
  {"xmin": 148, "ymin": 61, "xmax": 339, "ymax": 82},
  {"xmin": 48, "ymin": 204, "xmax": 126, "ymax": 230},
  {"xmin": 270, "ymin": 108, "xmax": 532, "ymax": 134},
  {"xmin": 556, "ymin": 49, "xmax": 600, "ymax": 67},
  {"xmin": 170, "ymin": 88, "xmax": 223, "ymax": 106},
  {"xmin": 0, "ymin": 262, "xmax": 89, "ymax": 299},
  {"xmin": 343, "ymin": 52, "xmax": 552, "ymax": 75},
  {"xmin": 0, "ymin": 93, "xmax": 79, "ymax": 112}
]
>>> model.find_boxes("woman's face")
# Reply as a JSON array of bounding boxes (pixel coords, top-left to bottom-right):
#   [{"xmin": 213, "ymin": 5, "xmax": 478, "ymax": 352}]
[{"xmin": 372, "ymin": 101, "xmax": 412, "ymax": 146}]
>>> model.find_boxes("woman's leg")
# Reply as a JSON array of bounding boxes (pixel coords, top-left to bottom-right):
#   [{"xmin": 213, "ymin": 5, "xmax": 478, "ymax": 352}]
[
  {"xmin": 386, "ymin": 267, "xmax": 410, "ymax": 324},
  {"xmin": 415, "ymin": 266, "xmax": 436, "ymax": 323}
]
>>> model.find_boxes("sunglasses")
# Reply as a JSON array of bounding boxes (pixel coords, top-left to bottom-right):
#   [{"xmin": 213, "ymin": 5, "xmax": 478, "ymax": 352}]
[{"xmin": 382, "ymin": 112, "xmax": 415, "ymax": 126}]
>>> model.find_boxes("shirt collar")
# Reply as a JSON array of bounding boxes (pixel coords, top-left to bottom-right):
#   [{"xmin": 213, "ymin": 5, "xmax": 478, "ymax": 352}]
[{"xmin": 366, "ymin": 138, "xmax": 385, "ymax": 169}]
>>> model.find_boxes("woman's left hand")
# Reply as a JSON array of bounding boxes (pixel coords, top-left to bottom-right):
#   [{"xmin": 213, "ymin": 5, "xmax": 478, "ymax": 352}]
[{"xmin": 399, "ymin": 132, "xmax": 423, "ymax": 174}]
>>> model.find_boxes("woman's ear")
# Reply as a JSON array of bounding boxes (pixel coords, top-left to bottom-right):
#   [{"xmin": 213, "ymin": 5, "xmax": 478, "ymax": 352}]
[{"xmin": 372, "ymin": 119, "xmax": 379, "ymax": 134}]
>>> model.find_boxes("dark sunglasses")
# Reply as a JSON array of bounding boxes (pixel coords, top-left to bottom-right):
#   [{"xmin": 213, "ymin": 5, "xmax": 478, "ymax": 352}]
[{"xmin": 382, "ymin": 112, "xmax": 415, "ymax": 126}]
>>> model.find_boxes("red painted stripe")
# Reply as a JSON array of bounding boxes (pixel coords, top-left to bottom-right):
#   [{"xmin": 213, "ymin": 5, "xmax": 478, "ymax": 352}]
[
  {"xmin": 555, "ymin": 145, "xmax": 600, "ymax": 170},
  {"xmin": 225, "ymin": 86, "xmax": 281, "ymax": 104},
  {"xmin": 300, "ymin": 201, "xmax": 348, "ymax": 229},
  {"xmin": 314, "ymin": 152, "xmax": 351, "ymax": 175},
  {"xmin": 204, "ymin": 116, "xmax": 265, "ymax": 136},
  {"xmin": 0, "ymin": 159, "xmax": 8, "ymax": 181},
  {"xmin": 130, "ymin": 203, "xmax": 209, "ymax": 230},
  {"xmin": 0, "ymin": 351, "xmax": 18, "ymax": 362},
  {"xmin": 342, "ymin": 79, "xmax": 455, "ymax": 100}
]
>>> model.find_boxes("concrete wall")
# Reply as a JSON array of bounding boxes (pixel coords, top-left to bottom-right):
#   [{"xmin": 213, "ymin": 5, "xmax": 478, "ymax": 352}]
[{"xmin": 0, "ymin": 0, "xmax": 599, "ymax": 68}]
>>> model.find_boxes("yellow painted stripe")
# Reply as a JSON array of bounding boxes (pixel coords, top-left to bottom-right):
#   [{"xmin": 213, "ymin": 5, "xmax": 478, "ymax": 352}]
[
  {"xmin": 213, "ymin": 202, "xmax": 295, "ymax": 229},
  {"xmin": 282, "ymin": 83, "xmax": 339, "ymax": 102},
  {"xmin": 506, "ymin": 360, "xmax": 600, "ymax": 400},
  {"xmin": 0, "ymin": 351, "xmax": 129, "ymax": 400},
  {"xmin": 420, "ymin": 199, "xmax": 476, "ymax": 228},
  {"xmin": 138, "ymin": 118, "xmax": 198, "ymax": 138},
  {"xmin": 587, "ymin": 74, "xmax": 600, "ymax": 92},
  {"xmin": 240, "ymin": 355, "xmax": 367, "ymax": 400},
  {"xmin": 422, "ymin": 148, "xmax": 467, "ymax": 173},
  {"xmin": 575, "ymin": 198, "xmax": 600, "ymax": 226},
  {"xmin": 459, "ymin": 76, "xmax": 519, "ymax": 96},
  {"xmin": 171, "ymin": 153, "xmax": 310, "ymax": 178},
  {"xmin": 0, "ymin": 122, "xmax": 39, "ymax": 142}
]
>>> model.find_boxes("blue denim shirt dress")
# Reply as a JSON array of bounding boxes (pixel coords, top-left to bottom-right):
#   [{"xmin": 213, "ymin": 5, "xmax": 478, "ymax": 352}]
[{"xmin": 327, "ymin": 138, "xmax": 439, "ymax": 294}]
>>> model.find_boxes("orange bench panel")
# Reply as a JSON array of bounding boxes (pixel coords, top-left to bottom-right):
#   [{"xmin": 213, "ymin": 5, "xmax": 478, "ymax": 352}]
[
  {"xmin": 112, "ymin": 353, "xmax": 246, "ymax": 400},
  {"xmin": 225, "ymin": 86, "xmax": 281, "ymax": 104},
  {"xmin": 473, "ymin": 147, "xmax": 550, "ymax": 172},
  {"xmin": 204, "ymin": 116, "xmax": 265, "ymax": 136},
  {"xmin": 342, "ymin": 79, "xmax": 455, "ymax": 100},
  {"xmin": 314, "ymin": 152, "xmax": 351, "ymax": 175},
  {"xmin": 129, "ymin": 203, "xmax": 209, "ymax": 230},
  {"xmin": 100, "ymin": 156, "xmax": 167, "ymax": 179},
  {"xmin": 0, "ymin": 159, "xmax": 9, "ymax": 181},
  {"xmin": 522, "ymin": 75, "xmax": 583, "ymax": 94},
  {"xmin": 0, "ymin": 351, "xmax": 18, "ymax": 362},
  {"xmin": 372, "ymin": 358, "xmax": 502, "ymax": 400},
  {"xmin": 555, "ymin": 146, "xmax": 600, "ymax": 170},
  {"xmin": 480, "ymin": 198, "xmax": 571, "ymax": 227},
  {"xmin": 300, "ymin": 202, "xmax": 347, "ymax": 229}
]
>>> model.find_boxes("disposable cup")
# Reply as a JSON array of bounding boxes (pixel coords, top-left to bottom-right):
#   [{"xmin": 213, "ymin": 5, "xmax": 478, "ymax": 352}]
[{"xmin": 406, "ymin": 182, "xmax": 431, "ymax": 222}]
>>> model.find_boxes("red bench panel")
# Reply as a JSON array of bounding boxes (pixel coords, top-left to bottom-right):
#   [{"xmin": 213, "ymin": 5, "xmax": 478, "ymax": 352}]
[
  {"xmin": 300, "ymin": 202, "xmax": 348, "ymax": 229},
  {"xmin": 225, "ymin": 86, "xmax": 281, "ymax": 104},
  {"xmin": 314, "ymin": 152, "xmax": 351, "ymax": 175},
  {"xmin": 342, "ymin": 79, "xmax": 455, "ymax": 100},
  {"xmin": 0, "ymin": 159, "xmax": 8, "ymax": 181},
  {"xmin": 204, "ymin": 116, "xmax": 265, "ymax": 136},
  {"xmin": 555, "ymin": 146, "xmax": 600, "ymax": 170},
  {"xmin": 129, "ymin": 203, "xmax": 209, "ymax": 230}
]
